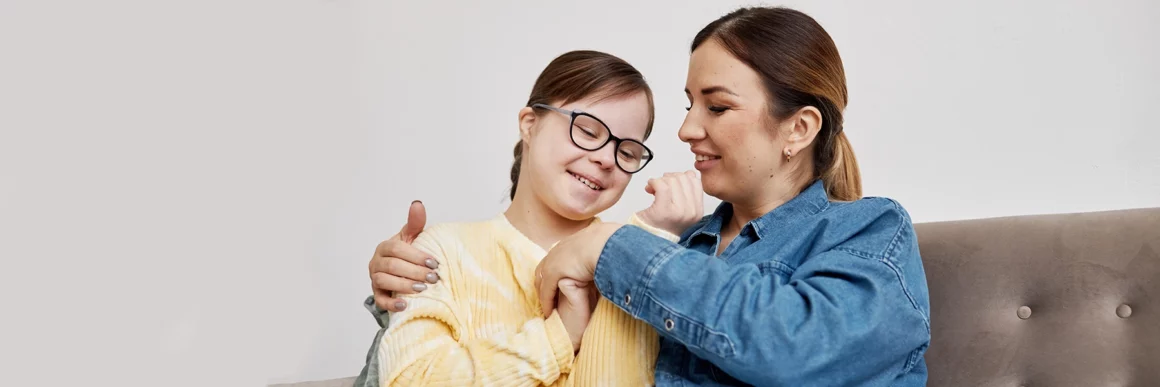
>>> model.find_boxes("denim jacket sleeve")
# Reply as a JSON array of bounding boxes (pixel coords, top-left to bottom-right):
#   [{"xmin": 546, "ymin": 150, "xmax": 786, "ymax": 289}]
[{"xmin": 592, "ymin": 211, "xmax": 931, "ymax": 385}]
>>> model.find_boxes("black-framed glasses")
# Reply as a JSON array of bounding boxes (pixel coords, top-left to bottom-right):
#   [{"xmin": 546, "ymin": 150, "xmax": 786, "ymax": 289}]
[{"xmin": 532, "ymin": 103, "xmax": 654, "ymax": 174}]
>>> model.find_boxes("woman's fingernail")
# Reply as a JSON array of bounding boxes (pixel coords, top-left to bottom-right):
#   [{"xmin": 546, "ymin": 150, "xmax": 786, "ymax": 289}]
[
  {"xmin": 394, "ymin": 301, "xmax": 407, "ymax": 311},
  {"xmin": 425, "ymin": 258, "xmax": 439, "ymax": 269},
  {"xmin": 426, "ymin": 272, "xmax": 439, "ymax": 284},
  {"xmin": 412, "ymin": 283, "xmax": 428, "ymax": 292},
  {"xmin": 412, "ymin": 200, "xmax": 422, "ymax": 204}
]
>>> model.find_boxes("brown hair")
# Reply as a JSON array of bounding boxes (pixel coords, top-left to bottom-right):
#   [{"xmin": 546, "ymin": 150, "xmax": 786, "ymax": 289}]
[
  {"xmin": 692, "ymin": 7, "xmax": 861, "ymax": 201},
  {"xmin": 509, "ymin": 50, "xmax": 655, "ymax": 200}
]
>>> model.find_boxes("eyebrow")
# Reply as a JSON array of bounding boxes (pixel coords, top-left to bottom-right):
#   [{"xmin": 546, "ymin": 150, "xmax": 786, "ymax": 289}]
[{"xmin": 684, "ymin": 86, "xmax": 739, "ymax": 97}]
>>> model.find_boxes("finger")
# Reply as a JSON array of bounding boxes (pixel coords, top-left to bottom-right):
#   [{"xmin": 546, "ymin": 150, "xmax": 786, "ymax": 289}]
[
  {"xmin": 372, "ymin": 271, "xmax": 428, "ymax": 296},
  {"xmin": 687, "ymin": 170, "xmax": 704, "ymax": 207},
  {"xmin": 557, "ymin": 279, "xmax": 585, "ymax": 298},
  {"xmin": 559, "ymin": 278, "xmax": 590, "ymax": 290},
  {"xmin": 374, "ymin": 293, "xmax": 408, "ymax": 313},
  {"xmin": 533, "ymin": 262, "xmax": 544, "ymax": 296},
  {"xmin": 399, "ymin": 200, "xmax": 427, "ymax": 242},
  {"xmin": 557, "ymin": 280, "xmax": 592, "ymax": 308},
  {"xmin": 644, "ymin": 178, "xmax": 657, "ymax": 195},
  {"xmin": 675, "ymin": 172, "xmax": 696, "ymax": 205},
  {"xmin": 371, "ymin": 256, "xmax": 438, "ymax": 284},
  {"xmin": 538, "ymin": 266, "xmax": 562, "ymax": 317},
  {"xmin": 587, "ymin": 285, "xmax": 600, "ymax": 312},
  {"xmin": 376, "ymin": 238, "xmax": 437, "ymax": 268},
  {"xmin": 664, "ymin": 174, "xmax": 687, "ymax": 207},
  {"xmin": 650, "ymin": 178, "xmax": 671, "ymax": 201},
  {"xmin": 688, "ymin": 170, "xmax": 704, "ymax": 195}
]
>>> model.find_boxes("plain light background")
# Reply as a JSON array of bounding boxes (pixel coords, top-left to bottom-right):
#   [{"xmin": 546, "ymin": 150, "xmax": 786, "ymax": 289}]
[{"xmin": 1, "ymin": 0, "xmax": 1157, "ymax": 385}]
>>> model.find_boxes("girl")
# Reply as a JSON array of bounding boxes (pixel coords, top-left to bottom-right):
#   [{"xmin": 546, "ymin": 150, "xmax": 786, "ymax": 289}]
[{"xmin": 357, "ymin": 50, "xmax": 701, "ymax": 386}]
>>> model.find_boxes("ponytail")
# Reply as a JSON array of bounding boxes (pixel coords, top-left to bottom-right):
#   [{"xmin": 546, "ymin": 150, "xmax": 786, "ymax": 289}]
[
  {"xmin": 508, "ymin": 140, "xmax": 524, "ymax": 200},
  {"xmin": 821, "ymin": 131, "xmax": 861, "ymax": 201}
]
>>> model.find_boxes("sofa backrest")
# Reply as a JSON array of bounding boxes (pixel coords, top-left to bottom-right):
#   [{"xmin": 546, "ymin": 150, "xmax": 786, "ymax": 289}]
[{"xmin": 916, "ymin": 207, "xmax": 1160, "ymax": 386}]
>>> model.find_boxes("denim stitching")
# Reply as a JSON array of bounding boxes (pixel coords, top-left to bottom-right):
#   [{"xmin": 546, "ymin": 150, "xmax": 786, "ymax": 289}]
[
  {"xmin": 882, "ymin": 258, "xmax": 931, "ymax": 330},
  {"xmin": 757, "ymin": 260, "xmax": 795, "ymax": 276},
  {"xmin": 640, "ymin": 243, "xmax": 680, "ymax": 294},
  {"xmin": 879, "ymin": 199, "xmax": 910, "ymax": 262},
  {"xmin": 644, "ymin": 292, "xmax": 737, "ymax": 359},
  {"xmin": 833, "ymin": 246, "xmax": 880, "ymax": 260}
]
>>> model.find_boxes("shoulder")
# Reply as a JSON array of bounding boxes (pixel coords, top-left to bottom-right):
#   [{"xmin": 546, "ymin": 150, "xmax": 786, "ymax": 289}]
[
  {"xmin": 820, "ymin": 197, "xmax": 916, "ymax": 261},
  {"xmin": 412, "ymin": 220, "xmax": 495, "ymax": 258},
  {"xmin": 824, "ymin": 196, "xmax": 913, "ymax": 226}
]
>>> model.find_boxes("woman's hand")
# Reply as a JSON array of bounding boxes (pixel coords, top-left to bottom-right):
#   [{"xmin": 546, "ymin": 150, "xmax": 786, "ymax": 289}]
[
  {"xmin": 636, "ymin": 170, "xmax": 704, "ymax": 236},
  {"xmin": 368, "ymin": 201, "xmax": 442, "ymax": 312},
  {"xmin": 554, "ymin": 278, "xmax": 598, "ymax": 352},
  {"xmin": 535, "ymin": 222, "xmax": 623, "ymax": 317}
]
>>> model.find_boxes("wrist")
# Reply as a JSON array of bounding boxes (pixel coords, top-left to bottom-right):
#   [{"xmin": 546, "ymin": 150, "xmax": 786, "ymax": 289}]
[
  {"xmin": 543, "ymin": 311, "xmax": 578, "ymax": 368},
  {"xmin": 590, "ymin": 223, "xmax": 622, "ymax": 261},
  {"xmin": 628, "ymin": 212, "xmax": 682, "ymax": 242},
  {"xmin": 634, "ymin": 210, "xmax": 655, "ymax": 226},
  {"xmin": 637, "ymin": 211, "xmax": 674, "ymax": 233}
]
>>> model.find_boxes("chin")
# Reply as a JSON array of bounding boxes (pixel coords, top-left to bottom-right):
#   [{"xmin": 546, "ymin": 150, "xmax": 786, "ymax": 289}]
[
  {"xmin": 561, "ymin": 194, "xmax": 621, "ymax": 221},
  {"xmin": 700, "ymin": 177, "xmax": 728, "ymax": 201},
  {"xmin": 554, "ymin": 201, "xmax": 601, "ymax": 220}
]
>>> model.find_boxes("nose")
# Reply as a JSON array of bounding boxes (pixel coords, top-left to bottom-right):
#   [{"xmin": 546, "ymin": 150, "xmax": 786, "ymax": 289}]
[
  {"xmin": 587, "ymin": 141, "xmax": 617, "ymax": 171},
  {"xmin": 677, "ymin": 113, "xmax": 705, "ymax": 144}
]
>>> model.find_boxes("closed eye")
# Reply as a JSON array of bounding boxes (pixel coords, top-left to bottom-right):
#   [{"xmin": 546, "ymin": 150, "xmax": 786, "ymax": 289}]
[
  {"xmin": 683, "ymin": 104, "xmax": 729, "ymax": 114},
  {"xmin": 578, "ymin": 126, "xmax": 599, "ymax": 138}
]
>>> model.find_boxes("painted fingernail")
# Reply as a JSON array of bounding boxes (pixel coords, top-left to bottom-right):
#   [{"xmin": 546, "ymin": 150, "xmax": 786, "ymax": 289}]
[
  {"xmin": 394, "ymin": 301, "xmax": 407, "ymax": 311},
  {"xmin": 426, "ymin": 272, "xmax": 439, "ymax": 284},
  {"xmin": 425, "ymin": 258, "xmax": 439, "ymax": 269},
  {"xmin": 412, "ymin": 283, "xmax": 428, "ymax": 292}
]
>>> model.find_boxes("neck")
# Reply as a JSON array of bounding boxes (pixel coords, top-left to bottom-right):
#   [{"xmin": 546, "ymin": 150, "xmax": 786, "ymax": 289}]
[
  {"xmin": 725, "ymin": 176, "xmax": 811, "ymax": 233},
  {"xmin": 505, "ymin": 189, "xmax": 594, "ymax": 250}
]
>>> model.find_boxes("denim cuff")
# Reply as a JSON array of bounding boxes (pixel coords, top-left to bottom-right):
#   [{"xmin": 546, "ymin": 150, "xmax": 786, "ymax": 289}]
[
  {"xmin": 363, "ymin": 295, "xmax": 390, "ymax": 328},
  {"xmin": 594, "ymin": 225, "xmax": 679, "ymax": 318}
]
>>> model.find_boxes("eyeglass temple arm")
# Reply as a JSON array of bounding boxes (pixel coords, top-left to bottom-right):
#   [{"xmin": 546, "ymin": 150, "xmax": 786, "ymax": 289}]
[{"xmin": 531, "ymin": 104, "xmax": 575, "ymax": 117}]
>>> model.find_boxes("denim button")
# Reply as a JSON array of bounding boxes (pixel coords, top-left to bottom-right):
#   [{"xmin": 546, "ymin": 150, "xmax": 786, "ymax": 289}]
[
  {"xmin": 665, "ymin": 318, "xmax": 675, "ymax": 330},
  {"xmin": 624, "ymin": 293, "xmax": 631, "ymax": 306}
]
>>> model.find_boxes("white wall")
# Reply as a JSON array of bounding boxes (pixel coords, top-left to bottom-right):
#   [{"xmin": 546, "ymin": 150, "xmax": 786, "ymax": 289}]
[{"xmin": 2, "ymin": 0, "xmax": 1157, "ymax": 385}]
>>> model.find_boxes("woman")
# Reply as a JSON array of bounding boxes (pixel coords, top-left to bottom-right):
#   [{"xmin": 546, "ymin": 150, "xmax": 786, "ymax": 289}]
[
  {"xmin": 369, "ymin": 6, "xmax": 931, "ymax": 386},
  {"xmin": 356, "ymin": 49, "xmax": 704, "ymax": 386}
]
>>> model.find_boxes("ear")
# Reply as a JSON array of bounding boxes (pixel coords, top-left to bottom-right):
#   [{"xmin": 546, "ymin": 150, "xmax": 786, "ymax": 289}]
[
  {"xmin": 518, "ymin": 106, "xmax": 538, "ymax": 144},
  {"xmin": 784, "ymin": 106, "xmax": 822, "ymax": 155}
]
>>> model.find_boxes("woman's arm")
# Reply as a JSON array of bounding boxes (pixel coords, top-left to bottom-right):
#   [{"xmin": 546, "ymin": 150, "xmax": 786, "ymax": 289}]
[
  {"xmin": 376, "ymin": 227, "xmax": 577, "ymax": 387},
  {"xmin": 592, "ymin": 201, "xmax": 931, "ymax": 386}
]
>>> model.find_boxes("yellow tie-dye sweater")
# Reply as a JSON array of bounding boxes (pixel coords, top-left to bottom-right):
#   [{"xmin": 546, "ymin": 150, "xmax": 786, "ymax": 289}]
[{"xmin": 375, "ymin": 214, "xmax": 677, "ymax": 386}]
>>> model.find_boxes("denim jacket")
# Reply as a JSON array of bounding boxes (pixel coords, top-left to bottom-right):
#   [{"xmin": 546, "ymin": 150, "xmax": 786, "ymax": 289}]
[{"xmin": 593, "ymin": 180, "xmax": 931, "ymax": 386}]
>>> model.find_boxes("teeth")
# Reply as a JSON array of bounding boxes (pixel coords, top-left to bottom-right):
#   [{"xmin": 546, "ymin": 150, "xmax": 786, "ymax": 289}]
[
  {"xmin": 696, "ymin": 155, "xmax": 720, "ymax": 161},
  {"xmin": 571, "ymin": 173, "xmax": 602, "ymax": 190}
]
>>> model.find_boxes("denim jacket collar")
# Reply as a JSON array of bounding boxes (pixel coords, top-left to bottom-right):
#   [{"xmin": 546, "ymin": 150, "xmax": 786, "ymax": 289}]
[{"xmin": 689, "ymin": 179, "xmax": 830, "ymax": 241}]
